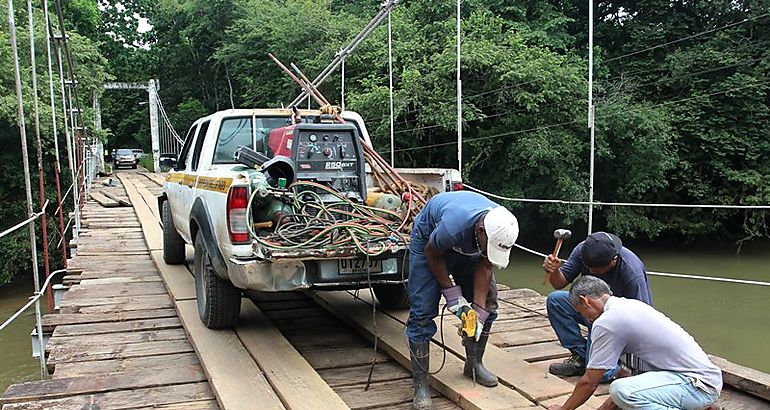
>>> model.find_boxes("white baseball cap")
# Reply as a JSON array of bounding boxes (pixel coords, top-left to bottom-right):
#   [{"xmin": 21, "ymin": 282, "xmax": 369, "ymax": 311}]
[{"xmin": 483, "ymin": 207, "xmax": 519, "ymax": 269}]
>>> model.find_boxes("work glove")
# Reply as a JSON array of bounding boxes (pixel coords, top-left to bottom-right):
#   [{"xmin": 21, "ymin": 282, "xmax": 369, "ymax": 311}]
[
  {"xmin": 470, "ymin": 303, "xmax": 490, "ymax": 341},
  {"xmin": 441, "ymin": 286, "xmax": 471, "ymax": 317}
]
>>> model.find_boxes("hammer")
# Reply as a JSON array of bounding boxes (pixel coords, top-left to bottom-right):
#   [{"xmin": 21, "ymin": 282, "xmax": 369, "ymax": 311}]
[{"xmin": 544, "ymin": 229, "xmax": 572, "ymax": 286}]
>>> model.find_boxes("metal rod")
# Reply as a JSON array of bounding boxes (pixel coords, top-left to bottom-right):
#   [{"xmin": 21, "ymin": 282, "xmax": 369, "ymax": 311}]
[
  {"xmin": 388, "ymin": 12, "xmax": 395, "ymax": 167},
  {"xmin": 53, "ymin": 0, "xmax": 87, "ymax": 222},
  {"xmin": 290, "ymin": 1, "xmax": 399, "ymax": 107},
  {"xmin": 269, "ymin": 54, "xmax": 326, "ymax": 107},
  {"xmin": 456, "ymin": 0, "xmax": 462, "ymax": 175},
  {"xmin": 587, "ymin": 0, "xmax": 595, "ymax": 234},
  {"xmin": 43, "ymin": 0, "xmax": 68, "ymax": 269},
  {"xmin": 53, "ymin": 41, "xmax": 79, "ymax": 237},
  {"xmin": 28, "ymin": 0, "xmax": 54, "ymax": 313},
  {"xmin": 341, "ymin": 55, "xmax": 345, "ymax": 112},
  {"xmin": 8, "ymin": 0, "xmax": 47, "ymax": 378}
]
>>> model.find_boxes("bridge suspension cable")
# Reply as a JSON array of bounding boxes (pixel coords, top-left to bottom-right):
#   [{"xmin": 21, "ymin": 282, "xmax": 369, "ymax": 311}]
[{"xmin": 7, "ymin": 0, "xmax": 47, "ymax": 378}]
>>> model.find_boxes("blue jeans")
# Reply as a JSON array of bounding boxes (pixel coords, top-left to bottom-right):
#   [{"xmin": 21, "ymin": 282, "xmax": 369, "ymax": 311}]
[
  {"xmin": 406, "ymin": 237, "xmax": 498, "ymax": 344},
  {"xmin": 546, "ymin": 290, "xmax": 618, "ymax": 382},
  {"xmin": 609, "ymin": 371, "xmax": 719, "ymax": 409}
]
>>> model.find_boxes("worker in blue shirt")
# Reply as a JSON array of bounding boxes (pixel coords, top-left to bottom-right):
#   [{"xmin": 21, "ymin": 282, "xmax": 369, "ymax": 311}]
[
  {"xmin": 407, "ymin": 191, "xmax": 519, "ymax": 410},
  {"xmin": 542, "ymin": 231, "xmax": 652, "ymax": 381}
]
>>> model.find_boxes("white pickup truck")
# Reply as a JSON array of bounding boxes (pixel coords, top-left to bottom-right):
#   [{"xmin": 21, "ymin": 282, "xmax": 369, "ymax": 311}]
[{"xmin": 159, "ymin": 108, "xmax": 461, "ymax": 328}]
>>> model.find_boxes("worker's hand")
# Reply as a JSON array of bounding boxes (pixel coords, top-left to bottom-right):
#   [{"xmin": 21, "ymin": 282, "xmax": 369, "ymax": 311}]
[
  {"xmin": 441, "ymin": 286, "xmax": 471, "ymax": 316},
  {"xmin": 547, "ymin": 405, "xmax": 563, "ymax": 410},
  {"xmin": 543, "ymin": 254, "xmax": 561, "ymax": 276}
]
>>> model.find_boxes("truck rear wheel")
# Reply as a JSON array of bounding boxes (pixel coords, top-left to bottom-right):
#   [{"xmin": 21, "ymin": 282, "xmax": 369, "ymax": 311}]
[
  {"xmin": 373, "ymin": 284, "xmax": 410, "ymax": 310},
  {"xmin": 162, "ymin": 201, "xmax": 186, "ymax": 265},
  {"xmin": 194, "ymin": 233, "xmax": 241, "ymax": 328}
]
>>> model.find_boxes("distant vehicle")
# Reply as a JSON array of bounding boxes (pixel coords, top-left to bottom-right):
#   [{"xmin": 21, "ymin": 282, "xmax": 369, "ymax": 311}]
[
  {"xmin": 132, "ymin": 149, "xmax": 145, "ymax": 161},
  {"xmin": 114, "ymin": 148, "xmax": 137, "ymax": 169}
]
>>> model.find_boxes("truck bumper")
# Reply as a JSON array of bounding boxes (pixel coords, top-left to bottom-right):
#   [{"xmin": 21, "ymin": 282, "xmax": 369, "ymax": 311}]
[{"xmin": 226, "ymin": 256, "xmax": 405, "ymax": 292}]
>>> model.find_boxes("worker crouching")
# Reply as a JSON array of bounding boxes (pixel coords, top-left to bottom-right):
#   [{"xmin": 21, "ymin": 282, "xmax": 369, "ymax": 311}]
[{"xmin": 406, "ymin": 191, "xmax": 519, "ymax": 409}]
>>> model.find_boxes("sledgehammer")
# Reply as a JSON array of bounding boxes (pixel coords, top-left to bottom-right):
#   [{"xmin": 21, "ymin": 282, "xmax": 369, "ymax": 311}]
[{"xmin": 543, "ymin": 229, "xmax": 572, "ymax": 286}]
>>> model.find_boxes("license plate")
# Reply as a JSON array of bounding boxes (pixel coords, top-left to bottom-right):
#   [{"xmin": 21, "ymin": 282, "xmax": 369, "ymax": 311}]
[{"xmin": 339, "ymin": 259, "xmax": 383, "ymax": 275}]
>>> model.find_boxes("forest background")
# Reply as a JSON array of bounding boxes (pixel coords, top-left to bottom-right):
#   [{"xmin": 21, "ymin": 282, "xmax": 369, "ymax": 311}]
[{"xmin": 0, "ymin": 0, "xmax": 768, "ymax": 286}]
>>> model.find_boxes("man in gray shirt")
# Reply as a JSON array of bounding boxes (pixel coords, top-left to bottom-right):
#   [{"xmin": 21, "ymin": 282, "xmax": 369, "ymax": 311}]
[{"xmin": 547, "ymin": 276, "xmax": 721, "ymax": 410}]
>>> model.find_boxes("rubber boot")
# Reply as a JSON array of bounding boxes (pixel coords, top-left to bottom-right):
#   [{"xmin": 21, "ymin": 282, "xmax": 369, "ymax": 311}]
[
  {"xmin": 463, "ymin": 333, "xmax": 498, "ymax": 387},
  {"xmin": 409, "ymin": 340, "xmax": 432, "ymax": 410}
]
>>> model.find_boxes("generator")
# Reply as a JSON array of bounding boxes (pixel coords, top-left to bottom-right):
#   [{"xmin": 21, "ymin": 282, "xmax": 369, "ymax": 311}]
[{"xmin": 268, "ymin": 122, "xmax": 368, "ymax": 203}]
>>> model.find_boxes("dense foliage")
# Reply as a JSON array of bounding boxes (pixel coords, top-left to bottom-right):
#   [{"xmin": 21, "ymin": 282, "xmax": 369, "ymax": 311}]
[{"xmin": 1, "ymin": 0, "xmax": 768, "ymax": 285}]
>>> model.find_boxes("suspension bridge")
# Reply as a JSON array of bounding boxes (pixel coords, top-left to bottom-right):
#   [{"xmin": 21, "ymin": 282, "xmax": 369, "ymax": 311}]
[{"xmin": 2, "ymin": 0, "xmax": 770, "ymax": 409}]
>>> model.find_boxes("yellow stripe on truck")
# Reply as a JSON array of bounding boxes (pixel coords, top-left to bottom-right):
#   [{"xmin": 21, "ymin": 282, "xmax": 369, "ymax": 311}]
[
  {"xmin": 196, "ymin": 176, "xmax": 233, "ymax": 193},
  {"xmin": 165, "ymin": 173, "xmax": 233, "ymax": 194}
]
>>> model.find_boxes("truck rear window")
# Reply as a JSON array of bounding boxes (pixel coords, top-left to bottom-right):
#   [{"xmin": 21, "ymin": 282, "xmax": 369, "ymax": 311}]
[
  {"xmin": 213, "ymin": 115, "xmax": 365, "ymax": 164},
  {"xmin": 214, "ymin": 117, "xmax": 292, "ymax": 163}
]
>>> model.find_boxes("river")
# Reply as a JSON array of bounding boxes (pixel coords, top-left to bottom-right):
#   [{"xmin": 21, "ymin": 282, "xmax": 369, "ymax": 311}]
[{"xmin": 0, "ymin": 243, "xmax": 767, "ymax": 394}]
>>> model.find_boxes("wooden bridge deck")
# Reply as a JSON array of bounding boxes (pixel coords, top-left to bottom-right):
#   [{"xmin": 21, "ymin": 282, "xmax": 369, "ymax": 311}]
[{"xmin": 1, "ymin": 170, "xmax": 768, "ymax": 409}]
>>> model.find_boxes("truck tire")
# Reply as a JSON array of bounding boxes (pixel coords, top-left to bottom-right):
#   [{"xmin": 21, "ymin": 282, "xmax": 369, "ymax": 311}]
[
  {"xmin": 373, "ymin": 284, "xmax": 410, "ymax": 310},
  {"xmin": 162, "ymin": 201, "xmax": 186, "ymax": 265},
  {"xmin": 194, "ymin": 233, "xmax": 241, "ymax": 328}
]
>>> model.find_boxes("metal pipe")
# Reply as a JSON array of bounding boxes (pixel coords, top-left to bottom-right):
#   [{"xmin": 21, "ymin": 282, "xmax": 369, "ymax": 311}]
[
  {"xmin": 587, "ymin": 0, "xmax": 595, "ymax": 234},
  {"xmin": 53, "ymin": 40, "xmax": 79, "ymax": 237},
  {"xmin": 43, "ymin": 0, "xmax": 68, "ymax": 269},
  {"xmin": 53, "ymin": 0, "xmax": 87, "ymax": 221},
  {"xmin": 269, "ymin": 54, "xmax": 326, "ymax": 107},
  {"xmin": 341, "ymin": 56, "xmax": 345, "ymax": 112},
  {"xmin": 290, "ymin": 1, "xmax": 399, "ymax": 107},
  {"xmin": 388, "ymin": 12, "xmax": 395, "ymax": 167},
  {"xmin": 8, "ymin": 0, "xmax": 47, "ymax": 378},
  {"xmin": 28, "ymin": 0, "xmax": 54, "ymax": 313},
  {"xmin": 456, "ymin": 0, "xmax": 462, "ymax": 174}
]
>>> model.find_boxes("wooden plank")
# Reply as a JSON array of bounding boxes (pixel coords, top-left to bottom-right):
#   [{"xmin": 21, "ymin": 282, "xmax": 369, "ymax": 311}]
[
  {"xmin": 299, "ymin": 344, "xmax": 391, "ymax": 371},
  {"xmin": 53, "ymin": 317, "xmax": 182, "ymax": 337},
  {"xmin": 52, "ymin": 352, "xmax": 200, "ymax": 378},
  {"xmin": 335, "ymin": 378, "xmax": 439, "ymax": 409},
  {"xmin": 135, "ymin": 182, "xmax": 163, "ymax": 224},
  {"xmin": 150, "ymin": 250, "xmax": 197, "ymax": 301},
  {"xmin": 384, "ymin": 398, "xmax": 461, "ymax": 410},
  {"xmin": 235, "ymin": 302, "xmax": 350, "ymax": 409},
  {"xmin": 539, "ymin": 394, "xmax": 608, "ymax": 410},
  {"xmin": 42, "ymin": 308, "xmax": 178, "ymax": 330},
  {"xmin": 1, "ymin": 382, "xmax": 214, "ymax": 410},
  {"xmin": 60, "ymin": 294, "xmax": 172, "ymax": 310},
  {"xmin": 711, "ymin": 355, "xmax": 770, "ymax": 401},
  {"xmin": 47, "ymin": 339, "xmax": 195, "ymax": 372},
  {"xmin": 47, "ymin": 328, "xmax": 187, "ymax": 352},
  {"xmin": 491, "ymin": 326, "xmax": 559, "ymax": 348},
  {"xmin": 311, "ymin": 291, "xmax": 534, "ymax": 410},
  {"xmin": 316, "ymin": 362, "xmax": 411, "ymax": 388},
  {"xmin": 1, "ymin": 366, "xmax": 206, "ymax": 404},
  {"xmin": 349, "ymin": 291, "xmax": 575, "ymax": 403},
  {"xmin": 63, "ymin": 281, "xmax": 169, "ymax": 298},
  {"xmin": 504, "ymin": 341, "xmax": 570, "ymax": 363},
  {"xmin": 117, "ymin": 174, "xmax": 162, "ymax": 251},
  {"xmin": 175, "ymin": 299, "xmax": 285, "ymax": 410},
  {"xmin": 102, "ymin": 190, "xmax": 132, "ymax": 206},
  {"xmin": 89, "ymin": 192, "xmax": 120, "ymax": 207},
  {"xmin": 489, "ymin": 316, "xmax": 551, "ymax": 333}
]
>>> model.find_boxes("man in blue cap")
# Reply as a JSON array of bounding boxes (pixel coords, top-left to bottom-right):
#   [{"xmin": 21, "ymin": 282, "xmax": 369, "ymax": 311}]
[
  {"xmin": 407, "ymin": 191, "xmax": 519, "ymax": 410},
  {"xmin": 542, "ymin": 231, "xmax": 652, "ymax": 381}
]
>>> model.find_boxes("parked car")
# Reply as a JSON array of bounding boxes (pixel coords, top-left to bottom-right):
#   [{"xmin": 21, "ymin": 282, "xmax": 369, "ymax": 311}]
[{"xmin": 114, "ymin": 148, "xmax": 137, "ymax": 169}]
